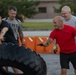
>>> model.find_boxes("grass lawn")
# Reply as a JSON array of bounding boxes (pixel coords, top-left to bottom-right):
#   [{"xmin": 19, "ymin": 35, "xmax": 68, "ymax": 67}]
[{"xmin": 22, "ymin": 22, "xmax": 54, "ymax": 30}]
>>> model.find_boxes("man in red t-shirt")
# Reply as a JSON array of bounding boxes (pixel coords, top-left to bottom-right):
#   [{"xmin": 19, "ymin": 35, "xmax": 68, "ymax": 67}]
[{"xmin": 38, "ymin": 16, "xmax": 76, "ymax": 75}]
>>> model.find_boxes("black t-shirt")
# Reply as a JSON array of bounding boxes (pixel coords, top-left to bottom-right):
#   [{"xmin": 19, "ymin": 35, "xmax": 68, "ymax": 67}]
[{"xmin": 0, "ymin": 20, "xmax": 18, "ymax": 44}]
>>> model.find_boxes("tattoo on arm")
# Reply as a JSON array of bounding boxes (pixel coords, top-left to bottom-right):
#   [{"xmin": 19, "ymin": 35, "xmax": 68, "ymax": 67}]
[
  {"xmin": 45, "ymin": 38, "xmax": 53, "ymax": 46},
  {"xmin": 0, "ymin": 27, "xmax": 8, "ymax": 36}
]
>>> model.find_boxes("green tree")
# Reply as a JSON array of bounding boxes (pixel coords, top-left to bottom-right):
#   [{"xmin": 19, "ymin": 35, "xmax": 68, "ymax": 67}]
[
  {"xmin": 54, "ymin": 0, "xmax": 76, "ymax": 15},
  {"xmin": 0, "ymin": 0, "xmax": 39, "ymax": 18}
]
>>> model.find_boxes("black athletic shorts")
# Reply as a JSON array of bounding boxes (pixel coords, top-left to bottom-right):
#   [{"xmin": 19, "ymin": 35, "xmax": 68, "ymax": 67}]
[{"xmin": 60, "ymin": 52, "xmax": 76, "ymax": 69}]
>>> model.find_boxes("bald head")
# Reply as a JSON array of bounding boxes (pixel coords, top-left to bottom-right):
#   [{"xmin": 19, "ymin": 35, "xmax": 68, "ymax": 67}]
[
  {"xmin": 53, "ymin": 16, "xmax": 64, "ymax": 30},
  {"xmin": 53, "ymin": 16, "xmax": 63, "ymax": 22}
]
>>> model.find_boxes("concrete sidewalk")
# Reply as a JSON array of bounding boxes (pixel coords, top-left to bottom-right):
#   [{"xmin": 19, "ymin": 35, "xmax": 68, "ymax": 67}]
[
  {"xmin": 23, "ymin": 31, "xmax": 51, "ymax": 36},
  {"xmin": 40, "ymin": 53, "xmax": 74, "ymax": 75},
  {"xmin": 24, "ymin": 19, "xmax": 53, "ymax": 22}
]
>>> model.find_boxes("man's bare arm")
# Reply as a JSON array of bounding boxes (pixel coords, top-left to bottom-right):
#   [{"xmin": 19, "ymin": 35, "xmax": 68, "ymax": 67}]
[
  {"xmin": 19, "ymin": 31, "xmax": 25, "ymax": 45},
  {"xmin": 0, "ymin": 27, "xmax": 8, "ymax": 40},
  {"xmin": 38, "ymin": 38, "xmax": 53, "ymax": 47}
]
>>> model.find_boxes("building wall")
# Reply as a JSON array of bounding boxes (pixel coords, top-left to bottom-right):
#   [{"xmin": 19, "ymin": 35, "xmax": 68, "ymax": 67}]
[{"xmin": 33, "ymin": 1, "xmax": 61, "ymax": 19}]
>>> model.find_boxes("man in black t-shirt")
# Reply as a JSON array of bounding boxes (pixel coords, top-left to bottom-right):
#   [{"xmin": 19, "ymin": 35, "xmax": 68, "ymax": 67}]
[
  {"xmin": 0, "ymin": 16, "xmax": 21, "ymax": 73},
  {"xmin": 0, "ymin": 16, "xmax": 18, "ymax": 44}
]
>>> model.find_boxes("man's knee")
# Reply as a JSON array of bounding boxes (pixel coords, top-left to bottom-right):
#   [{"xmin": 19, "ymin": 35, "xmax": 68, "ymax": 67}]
[{"xmin": 61, "ymin": 68, "xmax": 67, "ymax": 75}]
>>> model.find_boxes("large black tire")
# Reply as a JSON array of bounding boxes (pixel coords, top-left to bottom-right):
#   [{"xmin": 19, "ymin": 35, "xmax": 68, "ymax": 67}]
[{"xmin": 0, "ymin": 43, "xmax": 47, "ymax": 75}]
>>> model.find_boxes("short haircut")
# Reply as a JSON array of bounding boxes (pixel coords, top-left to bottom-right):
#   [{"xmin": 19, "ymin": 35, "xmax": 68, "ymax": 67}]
[
  {"xmin": 53, "ymin": 16, "xmax": 63, "ymax": 22},
  {"xmin": 8, "ymin": 6, "xmax": 17, "ymax": 11},
  {"xmin": 61, "ymin": 6, "xmax": 71, "ymax": 12}
]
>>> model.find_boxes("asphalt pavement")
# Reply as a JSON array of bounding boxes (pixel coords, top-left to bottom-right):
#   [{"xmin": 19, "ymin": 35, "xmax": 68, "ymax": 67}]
[{"xmin": 40, "ymin": 53, "xmax": 74, "ymax": 75}]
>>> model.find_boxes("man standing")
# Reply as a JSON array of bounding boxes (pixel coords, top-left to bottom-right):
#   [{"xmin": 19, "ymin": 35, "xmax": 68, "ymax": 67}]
[
  {"xmin": 3, "ymin": 6, "xmax": 25, "ymax": 73},
  {"xmin": 61, "ymin": 6, "xmax": 76, "ymax": 27},
  {"xmin": 3, "ymin": 6, "xmax": 25, "ymax": 46},
  {"xmin": 0, "ymin": 16, "xmax": 18, "ymax": 44},
  {"xmin": 54, "ymin": 6, "xmax": 76, "ymax": 53},
  {"xmin": 38, "ymin": 16, "xmax": 76, "ymax": 75}
]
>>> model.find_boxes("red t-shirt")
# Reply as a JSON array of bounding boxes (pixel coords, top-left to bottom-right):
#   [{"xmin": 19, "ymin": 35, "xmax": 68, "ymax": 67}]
[{"xmin": 49, "ymin": 24, "xmax": 76, "ymax": 54}]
